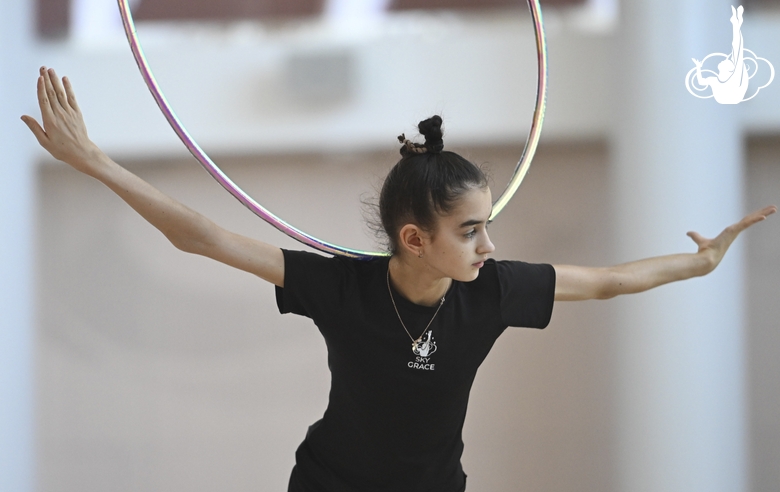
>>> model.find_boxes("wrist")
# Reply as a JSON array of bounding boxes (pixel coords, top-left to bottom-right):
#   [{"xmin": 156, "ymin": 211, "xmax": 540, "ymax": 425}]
[
  {"xmin": 76, "ymin": 143, "xmax": 112, "ymax": 179},
  {"xmin": 695, "ymin": 250, "xmax": 718, "ymax": 275}
]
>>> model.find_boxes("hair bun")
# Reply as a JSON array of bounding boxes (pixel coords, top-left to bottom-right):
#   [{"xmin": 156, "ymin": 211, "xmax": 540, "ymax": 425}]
[
  {"xmin": 417, "ymin": 115, "xmax": 444, "ymax": 154},
  {"xmin": 397, "ymin": 116, "xmax": 445, "ymax": 157},
  {"xmin": 418, "ymin": 116, "xmax": 444, "ymax": 153}
]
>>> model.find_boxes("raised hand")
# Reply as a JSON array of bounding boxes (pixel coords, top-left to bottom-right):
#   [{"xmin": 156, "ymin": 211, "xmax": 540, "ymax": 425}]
[
  {"xmin": 686, "ymin": 205, "xmax": 777, "ymax": 272},
  {"xmin": 21, "ymin": 66, "xmax": 103, "ymax": 176}
]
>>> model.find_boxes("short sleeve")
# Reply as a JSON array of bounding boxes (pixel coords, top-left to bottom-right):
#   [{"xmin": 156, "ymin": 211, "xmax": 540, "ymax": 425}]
[
  {"xmin": 275, "ymin": 249, "xmax": 348, "ymax": 321},
  {"xmin": 496, "ymin": 261, "xmax": 556, "ymax": 329}
]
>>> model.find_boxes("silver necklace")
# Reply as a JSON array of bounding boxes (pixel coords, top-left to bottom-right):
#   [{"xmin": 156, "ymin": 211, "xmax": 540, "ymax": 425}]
[{"xmin": 386, "ymin": 268, "xmax": 445, "ymax": 354}]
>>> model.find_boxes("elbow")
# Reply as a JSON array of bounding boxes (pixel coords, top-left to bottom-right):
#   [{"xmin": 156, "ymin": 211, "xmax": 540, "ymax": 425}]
[
  {"xmin": 595, "ymin": 285, "xmax": 622, "ymax": 300},
  {"xmin": 168, "ymin": 233, "xmax": 200, "ymax": 254},
  {"xmin": 170, "ymin": 232, "xmax": 215, "ymax": 257},
  {"xmin": 596, "ymin": 291, "xmax": 618, "ymax": 300},
  {"xmin": 594, "ymin": 269, "xmax": 633, "ymax": 300},
  {"xmin": 166, "ymin": 221, "xmax": 218, "ymax": 256}
]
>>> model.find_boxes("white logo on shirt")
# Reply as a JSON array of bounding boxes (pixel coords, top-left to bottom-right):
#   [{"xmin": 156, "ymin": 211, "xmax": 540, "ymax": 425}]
[
  {"xmin": 414, "ymin": 330, "xmax": 437, "ymax": 357},
  {"xmin": 408, "ymin": 330, "xmax": 437, "ymax": 371}
]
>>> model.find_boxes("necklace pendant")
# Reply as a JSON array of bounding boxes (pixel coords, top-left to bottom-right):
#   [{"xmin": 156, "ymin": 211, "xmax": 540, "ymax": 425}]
[{"xmin": 412, "ymin": 340, "xmax": 418, "ymax": 353}]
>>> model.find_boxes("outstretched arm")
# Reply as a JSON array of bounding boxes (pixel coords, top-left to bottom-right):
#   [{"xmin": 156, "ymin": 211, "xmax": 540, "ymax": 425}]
[
  {"xmin": 553, "ymin": 205, "xmax": 776, "ymax": 301},
  {"xmin": 21, "ymin": 67, "xmax": 284, "ymax": 287}
]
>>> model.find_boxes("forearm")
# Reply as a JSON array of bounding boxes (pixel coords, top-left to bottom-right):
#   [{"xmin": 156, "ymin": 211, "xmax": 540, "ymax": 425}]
[
  {"xmin": 599, "ymin": 252, "xmax": 714, "ymax": 299},
  {"xmin": 88, "ymin": 149, "xmax": 219, "ymax": 254}
]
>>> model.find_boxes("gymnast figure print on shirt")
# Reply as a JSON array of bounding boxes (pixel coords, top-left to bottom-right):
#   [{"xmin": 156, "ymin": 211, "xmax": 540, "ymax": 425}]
[
  {"xmin": 414, "ymin": 330, "xmax": 437, "ymax": 357},
  {"xmin": 409, "ymin": 330, "xmax": 437, "ymax": 371}
]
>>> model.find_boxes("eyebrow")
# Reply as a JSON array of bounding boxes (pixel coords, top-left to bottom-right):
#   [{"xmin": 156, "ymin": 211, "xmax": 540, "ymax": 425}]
[{"xmin": 459, "ymin": 218, "xmax": 493, "ymax": 228}]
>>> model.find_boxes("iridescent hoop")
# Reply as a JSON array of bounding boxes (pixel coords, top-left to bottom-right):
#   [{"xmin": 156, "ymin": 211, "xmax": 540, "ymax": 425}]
[{"xmin": 117, "ymin": 0, "xmax": 548, "ymax": 259}]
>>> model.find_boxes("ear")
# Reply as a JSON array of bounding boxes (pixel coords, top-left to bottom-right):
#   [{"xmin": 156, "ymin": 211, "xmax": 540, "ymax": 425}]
[{"xmin": 397, "ymin": 223, "xmax": 429, "ymax": 257}]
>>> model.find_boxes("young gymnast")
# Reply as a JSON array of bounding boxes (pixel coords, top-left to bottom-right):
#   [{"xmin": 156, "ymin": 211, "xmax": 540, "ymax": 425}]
[{"xmin": 22, "ymin": 66, "xmax": 776, "ymax": 492}]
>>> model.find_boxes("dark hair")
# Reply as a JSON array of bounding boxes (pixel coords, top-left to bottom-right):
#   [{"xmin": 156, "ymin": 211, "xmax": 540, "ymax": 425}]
[{"xmin": 378, "ymin": 116, "xmax": 488, "ymax": 253}]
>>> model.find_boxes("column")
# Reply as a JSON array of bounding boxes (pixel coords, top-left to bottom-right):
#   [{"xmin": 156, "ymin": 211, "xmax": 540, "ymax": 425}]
[
  {"xmin": 0, "ymin": 0, "xmax": 36, "ymax": 491},
  {"xmin": 612, "ymin": 1, "xmax": 745, "ymax": 491}
]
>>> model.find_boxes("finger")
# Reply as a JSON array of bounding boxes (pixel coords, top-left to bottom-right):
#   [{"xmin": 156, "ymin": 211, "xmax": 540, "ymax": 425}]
[
  {"xmin": 719, "ymin": 207, "xmax": 768, "ymax": 237},
  {"xmin": 62, "ymin": 76, "xmax": 80, "ymax": 112},
  {"xmin": 20, "ymin": 115, "xmax": 49, "ymax": 147},
  {"xmin": 42, "ymin": 67, "xmax": 61, "ymax": 115},
  {"xmin": 36, "ymin": 75, "xmax": 55, "ymax": 123},
  {"xmin": 736, "ymin": 206, "xmax": 777, "ymax": 230},
  {"xmin": 48, "ymin": 68, "xmax": 69, "ymax": 110}
]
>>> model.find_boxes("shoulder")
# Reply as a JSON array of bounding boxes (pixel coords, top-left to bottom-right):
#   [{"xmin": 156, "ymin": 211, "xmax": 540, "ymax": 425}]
[
  {"xmin": 474, "ymin": 259, "xmax": 555, "ymax": 287},
  {"xmin": 277, "ymin": 249, "xmax": 388, "ymax": 318},
  {"xmin": 461, "ymin": 259, "xmax": 554, "ymax": 300},
  {"xmin": 482, "ymin": 259, "xmax": 556, "ymax": 328},
  {"xmin": 281, "ymin": 248, "xmax": 387, "ymax": 289}
]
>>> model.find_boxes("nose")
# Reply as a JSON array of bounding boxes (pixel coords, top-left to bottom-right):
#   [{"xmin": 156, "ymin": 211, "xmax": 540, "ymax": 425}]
[{"xmin": 477, "ymin": 231, "xmax": 495, "ymax": 256}]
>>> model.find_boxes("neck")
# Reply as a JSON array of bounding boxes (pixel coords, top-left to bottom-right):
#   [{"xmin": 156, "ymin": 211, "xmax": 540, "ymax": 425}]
[{"xmin": 388, "ymin": 255, "xmax": 451, "ymax": 307}]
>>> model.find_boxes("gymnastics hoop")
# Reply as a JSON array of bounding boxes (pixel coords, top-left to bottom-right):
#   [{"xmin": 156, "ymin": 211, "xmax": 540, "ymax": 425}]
[{"xmin": 117, "ymin": 0, "xmax": 548, "ymax": 259}]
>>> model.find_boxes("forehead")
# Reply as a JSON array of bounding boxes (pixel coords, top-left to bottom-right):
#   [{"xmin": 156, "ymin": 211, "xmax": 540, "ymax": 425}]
[{"xmin": 440, "ymin": 186, "xmax": 493, "ymax": 225}]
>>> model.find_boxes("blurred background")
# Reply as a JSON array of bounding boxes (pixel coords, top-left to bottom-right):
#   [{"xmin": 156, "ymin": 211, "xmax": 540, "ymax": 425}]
[{"xmin": 1, "ymin": 0, "xmax": 779, "ymax": 491}]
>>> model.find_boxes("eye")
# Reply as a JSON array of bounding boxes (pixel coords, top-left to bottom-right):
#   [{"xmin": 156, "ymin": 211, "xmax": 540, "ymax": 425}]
[{"xmin": 464, "ymin": 229, "xmax": 477, "ymax": 239}]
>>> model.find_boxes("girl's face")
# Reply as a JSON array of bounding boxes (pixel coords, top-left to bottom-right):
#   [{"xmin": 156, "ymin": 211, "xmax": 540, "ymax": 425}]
[{"xmin": 425, "ymin": 186, "xmax": 496, "ymax": 282}]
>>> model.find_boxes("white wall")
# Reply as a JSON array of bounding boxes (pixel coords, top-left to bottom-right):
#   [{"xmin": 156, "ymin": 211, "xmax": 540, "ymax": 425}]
[{"xmin": 0, "ymin": 0, "xmax": 36, "ymax": 491}]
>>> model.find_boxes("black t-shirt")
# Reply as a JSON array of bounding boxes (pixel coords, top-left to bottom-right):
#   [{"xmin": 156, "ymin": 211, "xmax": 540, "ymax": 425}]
[{"xmin": 276, "ymin": 250, "xmax": 556, "ymax": 492}]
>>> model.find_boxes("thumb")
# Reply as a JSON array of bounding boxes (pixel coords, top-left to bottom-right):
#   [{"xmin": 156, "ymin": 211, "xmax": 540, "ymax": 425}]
[
  {"xmin": 21, "ymin": 115, "xmax": 48, "ymax": 146},
  {"xmin": 687, "ymin": 231, "xmax": 706, "ymax": 245}
]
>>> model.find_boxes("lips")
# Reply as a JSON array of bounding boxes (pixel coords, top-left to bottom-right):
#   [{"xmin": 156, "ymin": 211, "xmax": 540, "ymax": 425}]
[{"xmin": 473, "ymin": 261, "xmax": 485, "ymax": 268}]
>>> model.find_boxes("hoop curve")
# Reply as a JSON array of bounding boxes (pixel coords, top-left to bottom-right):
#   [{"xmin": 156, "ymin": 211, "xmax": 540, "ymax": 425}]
[{"xmin": 117, "ymin": 0, "xmax": 548, "ymax": 259}]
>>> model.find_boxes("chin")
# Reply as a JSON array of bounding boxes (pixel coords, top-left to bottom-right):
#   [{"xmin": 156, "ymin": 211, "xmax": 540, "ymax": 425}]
[{"xmin": 457, "ymin": 268, "xmax": 481, "ymax": 283}]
